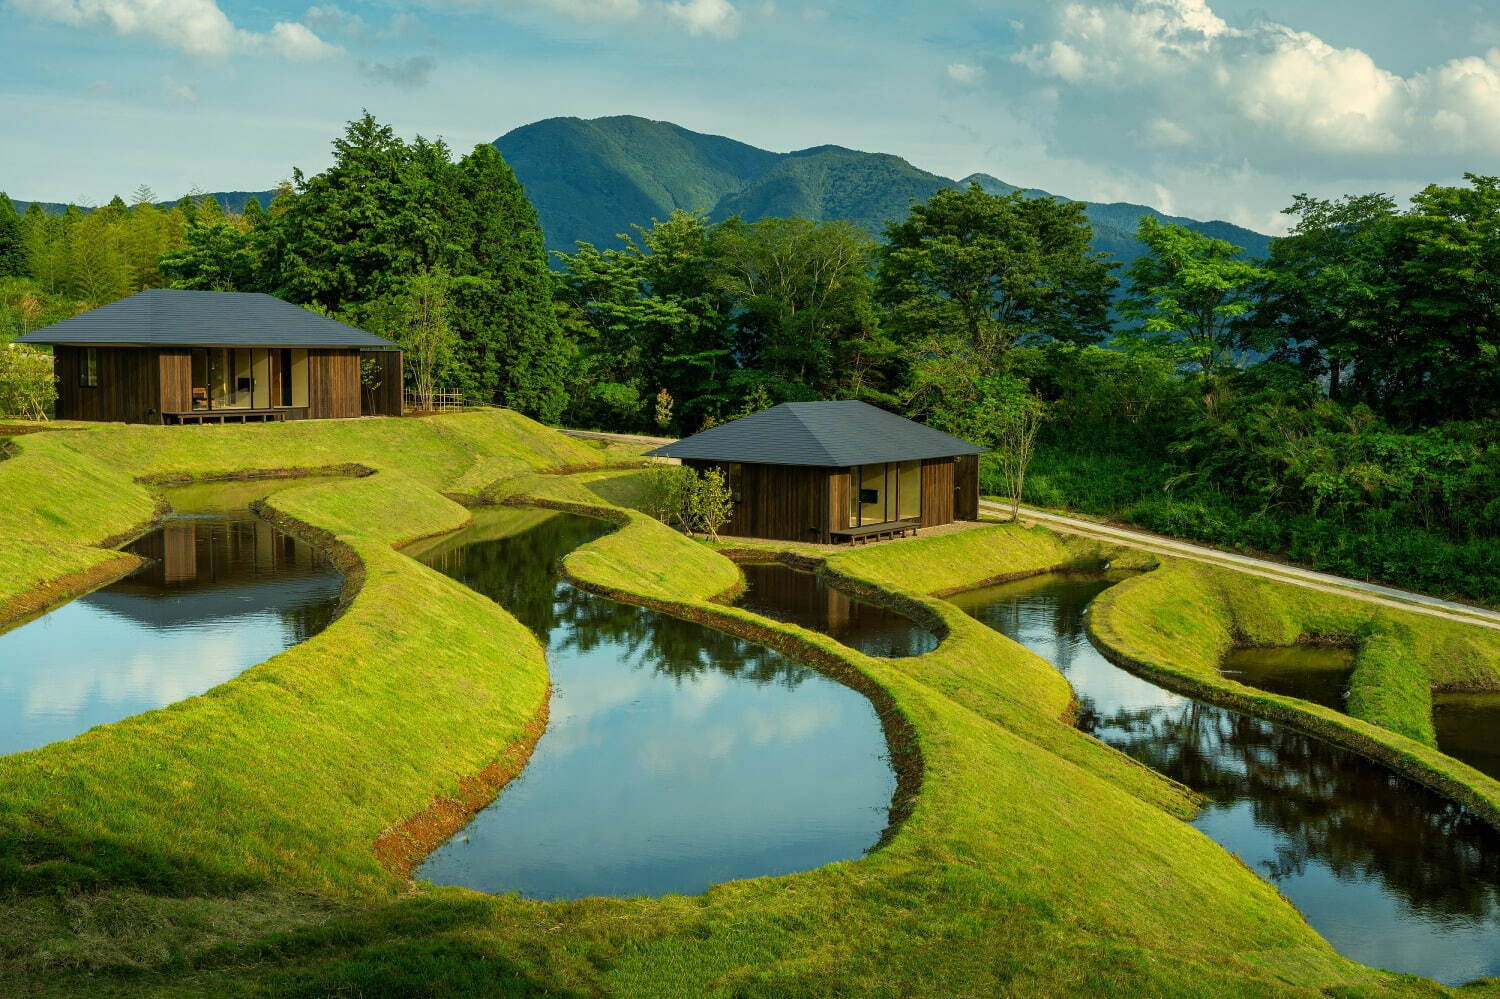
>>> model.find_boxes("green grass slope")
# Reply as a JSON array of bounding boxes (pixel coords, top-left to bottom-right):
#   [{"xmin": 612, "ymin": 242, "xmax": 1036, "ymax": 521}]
[{"xmin": 0, "ymin": 423, "xmax": 1491, "ymax": 996}]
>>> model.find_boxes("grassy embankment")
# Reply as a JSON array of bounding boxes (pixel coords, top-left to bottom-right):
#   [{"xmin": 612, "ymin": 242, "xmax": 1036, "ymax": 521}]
[
  {"xmin": 1088, "ymin": 558, "xmax": 1500, "ymax": 827},
  {"xmin": 0, "ymin": 423, "xmax": 1494, "ymax": 995}
]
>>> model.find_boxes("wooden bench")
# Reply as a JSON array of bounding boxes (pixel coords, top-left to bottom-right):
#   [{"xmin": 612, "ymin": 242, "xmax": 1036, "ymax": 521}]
[
  {"xmin": 830, "ymin": 519, "xmax": 919, "ymax": 545},
  {"xmin": 165, "ymin": 410, "xmax": 288, "ymax": 425}
]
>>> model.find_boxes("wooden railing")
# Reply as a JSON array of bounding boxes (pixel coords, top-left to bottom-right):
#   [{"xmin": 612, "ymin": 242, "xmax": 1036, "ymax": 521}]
[{"xmin": 404, "ymin": 391, "xmax": 467, "ymax": 412}]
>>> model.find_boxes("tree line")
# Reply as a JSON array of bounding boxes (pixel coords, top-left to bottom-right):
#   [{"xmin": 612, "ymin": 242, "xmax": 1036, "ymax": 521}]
[{"xmin": 1, "ymin": 114, "xmax": 1495, "ymax": 599}]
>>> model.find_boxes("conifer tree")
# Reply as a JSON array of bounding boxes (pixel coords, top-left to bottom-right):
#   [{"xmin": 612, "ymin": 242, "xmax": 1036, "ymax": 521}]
[
  {"xmin": 242, "ymin": 196, "xmax": 266, "ymax": 228},
  {"xmin": 0, "ymin": 193, "xmax": 25, "ymax": 278}
]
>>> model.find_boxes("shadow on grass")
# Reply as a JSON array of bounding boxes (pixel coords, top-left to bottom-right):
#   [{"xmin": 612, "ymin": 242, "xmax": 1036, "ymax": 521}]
[{"xmin": 207, "ymin": 895, "xmax": 589, "ymax": 999}]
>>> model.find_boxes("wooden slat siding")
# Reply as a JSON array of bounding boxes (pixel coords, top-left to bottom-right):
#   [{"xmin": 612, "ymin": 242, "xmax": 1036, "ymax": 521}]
[
  {"xmin": 684, "ymin": 460, "xmax": 838, "ymax": 542},
  {"xmin": 53, "ymin": 345, "xmax": 164, "ymax": 424},
  {"xmin": 920, "ymin": 457, "xmax": 956, "ymax": 527},
  {"xmin": 360, "ymin": 350, "xmax": 404, "ymax": 416},
  {"xmin": 953, "ymin": 453, "xmax": 980, "ymax": 521},
  {"xmin": 158, "ymin": 349, "xmax": 192, "ymax": 415},
  {"xmin": 307, "ymin": 349, "xmax": 361, "ymax": 419},
  {"xmin": 829, "ymin": 468, "xmax": 851, "ymax": 534}
]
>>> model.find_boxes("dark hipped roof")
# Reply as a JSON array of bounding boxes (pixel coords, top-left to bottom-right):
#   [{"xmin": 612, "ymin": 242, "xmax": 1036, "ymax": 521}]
[
  {"xmin": 15, "ymin": 289, "xmax": 397, "ymax": 349},
  {"xmin": 646, "ymin": 401, "xmax": 984, "ymax": 467}
]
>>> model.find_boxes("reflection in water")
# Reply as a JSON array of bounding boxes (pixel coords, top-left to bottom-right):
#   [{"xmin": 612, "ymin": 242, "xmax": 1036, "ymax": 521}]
[
  {"xmin": 414, "ymin": 508, "xmax": 896, "ymax": 900},
  {"xmin": 1434, "ymin": 692, "xmax": 1500, "ymax": 782},
  {"xmin": 1219, "ymin": 645, "xmax": 1354, "ymax": 711},
  {"xmin": 0, "ymin": 503, "xmax": 341, "ymax": 757},
  {"xmin": 734, "ymin": 563, "xmax": 939, "ymax": 659},
  {"xmin": 950, "ymin": 572, "xmax": 1500, "ymax": 986}
]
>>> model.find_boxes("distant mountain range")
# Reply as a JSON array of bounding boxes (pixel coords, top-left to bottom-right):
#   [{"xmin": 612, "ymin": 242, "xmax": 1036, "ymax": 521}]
[{"xmin": 11, "ymin": 115, "xmax": 1273, "ymax": 269}]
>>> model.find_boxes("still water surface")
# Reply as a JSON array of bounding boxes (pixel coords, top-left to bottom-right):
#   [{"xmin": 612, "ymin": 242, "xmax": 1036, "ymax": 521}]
[
  {"xmin": 0, "ymin": 481, "xmax": 342, "ymax": 757},
  {"xmin": 949, "ymin": 571, "xmax": 1500, "ymax": 986},
  {"xmin": 733, "ymin": 562, "xmax": 938, "ymax": 659},
  {"xmin": 1219, "ymin": 644, "xmax": 1355, "ymax": 711},
  {"xmin": 1434, "ymin": 692, "xmax": 1500, "ymax": 782},
  {"xmin": 410, "ymin": 508, "xmax": 896, "ymax": 900}
]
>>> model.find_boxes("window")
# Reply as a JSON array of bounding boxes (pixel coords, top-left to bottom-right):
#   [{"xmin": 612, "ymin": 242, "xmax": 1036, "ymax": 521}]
[
  {"xmin": 860, "ymin": 463, "xmax": 888, "ymax": 525},
  {"xmin": 897, "ymin": 460, "xmax": 921, "ymax": 520},
  {"xmin": 80, "ymin": 347, "xmax": 98, "ymax": 388}
]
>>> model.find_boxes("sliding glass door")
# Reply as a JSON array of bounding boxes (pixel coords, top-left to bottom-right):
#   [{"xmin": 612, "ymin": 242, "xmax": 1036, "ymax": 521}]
[
  {"xmin": 847, "ymin": 460, "xmax": 922, "ymax": 528},
  {"xmin": 188, "ymin": 348, "xmax": 308, "ymax": 412}
]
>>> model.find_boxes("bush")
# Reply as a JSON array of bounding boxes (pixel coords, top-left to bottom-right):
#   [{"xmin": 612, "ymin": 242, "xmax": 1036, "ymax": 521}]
[
  {"xmin": 0, "ymin": 343, "xmax": 56, "ymax": 419},
  {"xmin": 643, "ymin": 464, "xmax": 733, "ymax": 539}
]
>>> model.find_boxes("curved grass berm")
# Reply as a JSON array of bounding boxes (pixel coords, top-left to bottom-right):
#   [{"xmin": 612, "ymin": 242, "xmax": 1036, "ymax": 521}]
[{"xmin": 0, "ymin": 416, "xmax": 1496, "ymax": 996}]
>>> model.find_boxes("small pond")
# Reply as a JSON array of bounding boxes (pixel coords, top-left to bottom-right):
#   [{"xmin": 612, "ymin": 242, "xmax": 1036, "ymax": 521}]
[
  {"xmin": 1219, "ymin": 644, "xmax": 1354, "ymax": 711},
  {"xmin": 1434, "ymin": 692, "xmax": 1500, "ymax": 782},
  {"xmin": 0, "ymin": 479, "xmax": 343, "ymax": 757},
  {"xmin": 949, "ymin": 571, "xmax": 1500, "ymax": 986},
  {"xmin": 410, "ymin": 508, "xmax": 896, "ymax": 900},
  {"xmin": 732, "ymin": 562, "xmax": 939, "ymax": 659}
]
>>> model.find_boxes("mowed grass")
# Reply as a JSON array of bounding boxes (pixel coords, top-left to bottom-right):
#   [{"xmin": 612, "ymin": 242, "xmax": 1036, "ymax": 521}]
[{"xmin": 0, "ymin": 417, "xmax": 1496, "ymax": 996}]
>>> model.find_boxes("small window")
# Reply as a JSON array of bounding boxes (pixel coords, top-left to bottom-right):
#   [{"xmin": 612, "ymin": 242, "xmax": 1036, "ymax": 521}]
[{"xmin": 80, "ymin": 348, "xmax": 99, "ymax": 388}]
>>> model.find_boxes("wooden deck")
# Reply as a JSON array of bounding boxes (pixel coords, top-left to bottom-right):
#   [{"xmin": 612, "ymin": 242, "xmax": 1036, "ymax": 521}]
[
  {"xmin": 164, "ymin": 410, "xmax": 288, "ymax": 425},
  {"xmin": 830, "ymin": 519, "xmax": 919, "ymax": 545}
]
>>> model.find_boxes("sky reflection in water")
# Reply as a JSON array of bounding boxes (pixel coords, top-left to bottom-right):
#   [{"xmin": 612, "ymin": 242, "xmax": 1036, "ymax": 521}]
[
  {"xmin": 412, "ymin": 509, "xmax": 896, "ymax": 900},
  {"xmin": 0, "ymin": 497, "xmax": 341, "ymax": 757}
]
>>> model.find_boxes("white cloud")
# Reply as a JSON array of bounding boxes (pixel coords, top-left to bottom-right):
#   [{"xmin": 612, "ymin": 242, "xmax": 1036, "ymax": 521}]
[
  {"xmin": 946, "ymin": 62, "xmax": 983, "ymax": 86},
  {"xmin": 11, "ymin": 0, "xmax": 339, "ymax": 59},
  {"xmin": 162, "ymin": 74, "xmax": 197, "ymax": 102},
  {"xmin": 664, "ymin": 0, "xmax": 739, "ymax": 37},
  {"xmin": 530, "ymin": 0, "xmax": 642, "ymax": 19},
  {"xmin": 1011, "ymin": 0, "xmax": 1500, "ymax": 173}
]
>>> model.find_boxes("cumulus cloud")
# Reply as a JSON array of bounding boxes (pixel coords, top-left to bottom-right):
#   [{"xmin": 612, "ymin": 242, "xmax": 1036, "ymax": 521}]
[
  {"xmin": 359, "ymin": 53, "xmax": 437, "ymax": 87},
  {"xmin": 12, "ymin": 0, "xmax": 338, "ymax": 59},
  {"xmin": 947, "ymin": 62, "xmax": 983, "ymax": 86},
  {"xmin": 664, "ymin": 0, "xmax": 739, "ymax": 37},
  {"xmin": 1011, "ymin": 0, "xmax": 1500, "ymax": 175}
]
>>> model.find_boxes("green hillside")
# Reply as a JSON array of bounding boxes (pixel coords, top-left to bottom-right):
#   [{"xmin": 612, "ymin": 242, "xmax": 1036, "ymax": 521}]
[
  {"xmin": 493, "ymin": 115, "xmax": 1273, "ymax": 264},
  {"xmin": 712, "ymin": 145, "xmax": 955, "ymax": 236},
  {"xmin": 494, "ymin": 115, "xmax": 778, "ymax": 250}
]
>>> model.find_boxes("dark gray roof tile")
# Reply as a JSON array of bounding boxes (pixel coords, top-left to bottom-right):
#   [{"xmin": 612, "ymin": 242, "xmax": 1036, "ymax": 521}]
[
  {"xmin": 646, "ymin": 401, "xmax": 983, "ymax": 466},
  {"xmin": 15, "ymin": 289, "xmax": 397, "ymax": 349}
]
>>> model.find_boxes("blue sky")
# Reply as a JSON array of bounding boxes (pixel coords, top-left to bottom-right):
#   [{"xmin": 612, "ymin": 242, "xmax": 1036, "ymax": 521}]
[{"xmin": 4, "ymin": 0, "xmax": 1497, "ymax": 232}]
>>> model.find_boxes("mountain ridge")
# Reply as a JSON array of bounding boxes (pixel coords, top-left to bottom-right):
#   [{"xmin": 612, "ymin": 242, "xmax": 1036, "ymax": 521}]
[{"xmin": 10, "ymin": 115, "xmax": 1272, "ymax": 268}]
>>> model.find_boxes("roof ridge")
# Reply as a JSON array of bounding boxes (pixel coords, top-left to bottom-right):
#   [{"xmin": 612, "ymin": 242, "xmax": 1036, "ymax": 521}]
[{"xmin": 777, "ymin": 401, "xmax": 841, "ymax": 466}]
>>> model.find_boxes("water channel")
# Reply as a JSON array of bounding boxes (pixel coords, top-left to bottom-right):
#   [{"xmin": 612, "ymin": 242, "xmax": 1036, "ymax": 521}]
[
  {"xmin": 733, "ymin": 562, "xmax": 938, "ymax": 659},
  {"xmin": 948, "ymin": 570, "xmax": 1500, "ymax": 985},
  {"xmin": 0, "ymin": 479, "xmax": 343, "ymax": 757},
  {"xmin": 408, "ymin": 508, "xmax": 896, "ymax": 900}
]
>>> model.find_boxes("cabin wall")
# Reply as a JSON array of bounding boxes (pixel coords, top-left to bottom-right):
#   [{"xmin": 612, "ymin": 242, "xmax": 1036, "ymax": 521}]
[
  {"xmin": 360, "ymin": 350, "xmax": 404, "ymax": 417},
  {"xmin": 158, "ymin": 349, "xmax": 192, "ymax": 414},
  {"xmin": 919, "ymin": 457, "xmax": 956, "ymax": 528},
  {"xmin": 685, "ymin": 460, "xmax": 839, "ymax": 543},
  {"xmin": 306, "ymin": 349, "xmax": 362, "ymax": 420},
  {"xmin": 953, "ymin": 454, "xmax": 980, "ymax": 521},
  {"xmin": 54, "ymin": 346, "xmax": 165, "ymax": 424}
]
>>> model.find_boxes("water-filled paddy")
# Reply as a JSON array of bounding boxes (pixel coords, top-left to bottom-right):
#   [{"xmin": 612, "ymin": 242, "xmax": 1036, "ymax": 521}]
[
  {"xmin": 1219, "ymin": 644, "xmax": 1354, "ymax": 710},
  {"xmin": 949, "ymin": 571, "xmax": 1500, "ymax": 986},
  {"xmin": 0, "ymin": 479, "xmax": 342, "ymax": 757},
  {"xmin": 1434, "ymin": 691, "xmax": 1500, "ymax": 782},
  {"xmin": 409, "ymin": 508, "xmax": 896, "ymax": 900},
  {"xmin": 733, "ymin": 562, "xmax": 938, "ymax": 659}
]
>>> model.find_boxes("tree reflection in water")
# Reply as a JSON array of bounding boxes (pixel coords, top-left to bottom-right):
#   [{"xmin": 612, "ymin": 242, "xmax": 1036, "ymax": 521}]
[
  {"xmin": 418, "ymin": 512, "xmax": 809, "ymax": 688},
  {"xmin": 952, "ymin": 571, "xmax": 1500, "ymax": 985},
  {"xmin": 408, "ymin": 507, "xmax": 894, "ymax": 900}
]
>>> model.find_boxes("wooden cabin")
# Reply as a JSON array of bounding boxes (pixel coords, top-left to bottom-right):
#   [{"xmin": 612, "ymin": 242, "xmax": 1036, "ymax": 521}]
[
  {"xmin": 647, "ymin": 401, "xmax": 983, "ymax": 544},
  {"xmin": 16, "ymin": 289, "xmax": 402, "ymax": 424}
]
